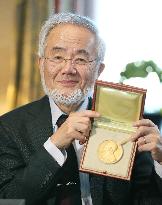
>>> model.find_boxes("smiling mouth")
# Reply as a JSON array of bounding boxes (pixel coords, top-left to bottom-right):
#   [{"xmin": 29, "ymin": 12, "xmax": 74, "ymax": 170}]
[{"xmin": 58, "ymin": 80, "xmax": 78, "ymax": 87}]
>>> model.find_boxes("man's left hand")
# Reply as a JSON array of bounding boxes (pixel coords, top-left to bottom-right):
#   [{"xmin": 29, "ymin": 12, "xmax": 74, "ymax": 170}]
[{"xmin": 132, "ymin": 119, "xmax": 162, "ymax": 163}]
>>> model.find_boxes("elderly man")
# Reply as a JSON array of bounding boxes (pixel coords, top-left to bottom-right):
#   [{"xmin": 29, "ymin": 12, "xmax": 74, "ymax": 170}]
[{"xmin": 0, "ymin": 12, "xmax": 161, "ymax": 205}]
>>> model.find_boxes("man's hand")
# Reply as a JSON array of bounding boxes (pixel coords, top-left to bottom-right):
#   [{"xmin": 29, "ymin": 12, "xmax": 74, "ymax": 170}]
[
  {"xmin": 132, "ymin": 119, "xmax": 162, "ymax": 163},
  {"xmin": 50, "ymin": 110, "xmax": 100, "ymax": 149}
]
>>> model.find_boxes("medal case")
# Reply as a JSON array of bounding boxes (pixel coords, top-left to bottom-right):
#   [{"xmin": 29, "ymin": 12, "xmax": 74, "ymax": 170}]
[{"xmin": 80, "ymin": 80, "xmax": 146, "ymax": 180}]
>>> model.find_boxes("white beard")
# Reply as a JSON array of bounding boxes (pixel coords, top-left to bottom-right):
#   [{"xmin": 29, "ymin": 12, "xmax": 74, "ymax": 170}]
[
  {"xmin": 46, "ymin": 87, "xmax": 90, "ymax": 106},
  {"xmin": 41, "ymin": 71, "xmax": 92, "ymax": 106}
]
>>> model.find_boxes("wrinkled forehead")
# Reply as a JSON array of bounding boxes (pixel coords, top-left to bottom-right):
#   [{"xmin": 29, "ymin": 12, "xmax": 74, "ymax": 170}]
[
  {"xmin": 49, "ymin": 46, "xmax": 93, "ymax": 57},
  {"xmin": 45, "ymin": 24, "xmax": 97, "ymax": 56}
]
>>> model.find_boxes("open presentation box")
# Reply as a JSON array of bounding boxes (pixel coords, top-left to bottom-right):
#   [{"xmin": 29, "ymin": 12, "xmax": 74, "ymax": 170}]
[{"xmin": 80, "ymin": 81, "xmax": 146, "ymax": 180}]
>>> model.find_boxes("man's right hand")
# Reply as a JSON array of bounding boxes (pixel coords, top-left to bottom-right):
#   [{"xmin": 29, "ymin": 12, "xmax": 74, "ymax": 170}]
[{"xmin": 50, "ymin": 110, "xmax": 100, "ymax": 149}]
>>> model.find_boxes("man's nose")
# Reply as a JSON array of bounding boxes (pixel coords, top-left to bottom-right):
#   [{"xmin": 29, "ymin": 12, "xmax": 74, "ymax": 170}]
[{"xmin": 61, "ymin": 59, "xmax": 77, "ymax": 74}]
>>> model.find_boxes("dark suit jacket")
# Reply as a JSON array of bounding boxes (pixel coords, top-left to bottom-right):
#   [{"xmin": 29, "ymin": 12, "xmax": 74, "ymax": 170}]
[{"xmin": 0, "ymin": 96, "xmax": 161, "ymax": 205}]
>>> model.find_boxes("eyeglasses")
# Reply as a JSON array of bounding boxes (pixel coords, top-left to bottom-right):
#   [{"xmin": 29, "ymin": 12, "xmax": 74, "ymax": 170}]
[{"xmin": 44, "ymin": 56, "xmax": 97, "ymax": 66}]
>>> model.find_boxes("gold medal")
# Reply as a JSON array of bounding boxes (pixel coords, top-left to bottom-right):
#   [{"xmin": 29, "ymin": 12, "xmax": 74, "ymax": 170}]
[{"xmin": 97, "ymin": 140, "xmax": 123, "ymax": 164}]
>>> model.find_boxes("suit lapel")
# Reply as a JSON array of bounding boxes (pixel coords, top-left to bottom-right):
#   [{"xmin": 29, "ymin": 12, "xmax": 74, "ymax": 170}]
[{"xmin": 26, "ymin": 96, "xmax": 53, "ymax": 150}]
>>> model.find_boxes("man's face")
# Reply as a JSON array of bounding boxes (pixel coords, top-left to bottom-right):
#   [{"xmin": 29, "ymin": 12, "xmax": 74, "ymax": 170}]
[{"xmin": 39, "ymin": 24, "xmax": 104, "ymax": 105}]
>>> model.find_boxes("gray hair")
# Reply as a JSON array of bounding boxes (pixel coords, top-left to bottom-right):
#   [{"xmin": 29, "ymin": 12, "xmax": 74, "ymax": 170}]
[{"xmin": 38, "ymin": 12, "xmax": 106, "ymax": 62}]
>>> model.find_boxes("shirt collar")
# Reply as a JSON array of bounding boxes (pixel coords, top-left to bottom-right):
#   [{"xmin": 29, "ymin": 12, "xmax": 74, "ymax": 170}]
[{"xmin": 49, "ymin": 96, "xmax": 89, "ymax": 127}]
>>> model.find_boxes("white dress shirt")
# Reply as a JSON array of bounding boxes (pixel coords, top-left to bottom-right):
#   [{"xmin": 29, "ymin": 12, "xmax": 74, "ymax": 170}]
[
  {"xmin": 44, "ymin": 96, "xmax": 93, "ymax": 205},
  {"xmin": 154, "ymin": 160, "xmax": 162, "ymax": 178}
]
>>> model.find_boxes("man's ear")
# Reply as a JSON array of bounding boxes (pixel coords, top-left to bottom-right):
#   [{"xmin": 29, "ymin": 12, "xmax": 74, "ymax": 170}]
[
  {"xmin": 38, "ymin": 57, "xmax": 43, "ymax": 71},
  {"xmin": 97, "ymin": 63, "xmax": 105, "ymax": 78}
]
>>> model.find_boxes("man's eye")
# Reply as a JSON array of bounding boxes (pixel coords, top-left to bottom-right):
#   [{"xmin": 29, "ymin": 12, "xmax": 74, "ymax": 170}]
[
  {"xmin": 75, "ymin": 58, "xmax": 87, "ymax": 64},
  {"xmin": 52, "ymin": 56, "xmax": 64, "ymax": 62}
]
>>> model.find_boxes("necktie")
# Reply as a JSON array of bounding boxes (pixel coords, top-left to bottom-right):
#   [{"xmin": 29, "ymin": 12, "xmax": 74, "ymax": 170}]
[{"xmin": 55, "ymin": 114, "xmax": 82, "ymax": 205}]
